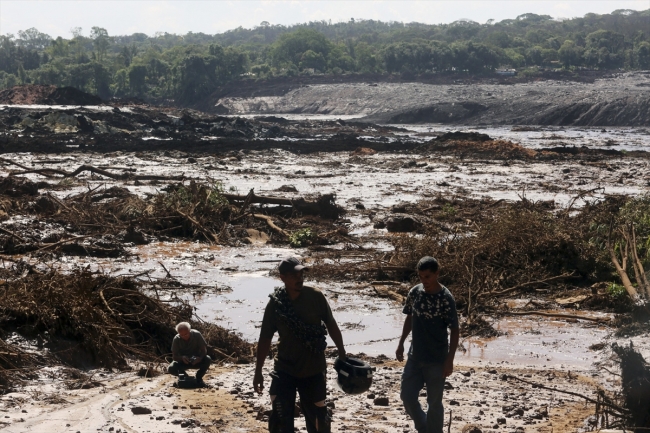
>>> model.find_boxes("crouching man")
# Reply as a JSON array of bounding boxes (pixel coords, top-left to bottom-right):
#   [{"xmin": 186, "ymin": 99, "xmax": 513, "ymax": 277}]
[
  {"xmin": 168, "ymin": 322, "xmax": 211, "ymax": 387},
  {"xmin": 396, "ymin": 256, "xmax": 459, "ymax": 433},
  {"xmin": 253, "ymin": 257, "xmax": 347, "ymax": 433}
]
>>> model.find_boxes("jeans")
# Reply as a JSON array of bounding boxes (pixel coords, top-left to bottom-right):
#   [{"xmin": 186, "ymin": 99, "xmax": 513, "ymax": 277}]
[
  {"xmin": 400, "ymin": 357, "xmax": 446, "ymax": 433},
  {"xmin": 268, "ymin": 370, "xmax": 331, "ymax": 433},
  {"xmin": 167, "ymin": 355, "xmax": 212, "ymax": 380}
]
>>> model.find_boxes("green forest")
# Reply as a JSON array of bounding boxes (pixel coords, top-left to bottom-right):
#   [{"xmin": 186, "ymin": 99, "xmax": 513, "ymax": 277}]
[{"xmin": 1, "ymin": 9, "xmax": 649, "ymax": 105}]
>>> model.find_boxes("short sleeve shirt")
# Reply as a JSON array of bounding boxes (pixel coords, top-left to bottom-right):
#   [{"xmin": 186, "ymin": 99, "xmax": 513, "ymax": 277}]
[
  {"xmin": 403, "ymin": 284, "xmax": 458, "ymax": 364},
  {"xmin": 171, "ymin": 329, "xmax": 207, "ymax": 358},
  {"xmin": 260, "ymin": 286, "xmax": 334, "ymax": 378}
]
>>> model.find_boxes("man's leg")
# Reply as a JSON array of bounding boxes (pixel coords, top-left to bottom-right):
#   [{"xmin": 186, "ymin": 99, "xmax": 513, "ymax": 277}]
[
  {"xmin": 167, "ymin": 361, "xmax": 187, "ymax": 376},
  {"xmin": 195, "ymin": 356, "xmax": 212, "ymax": 383},
  {"xmin": 268, "ymin": 371, "xmax": 297, "ymax": 433},
  {"xmin": 297, "ymin": 372, "xmax": 329, "ymax": 433},
  {"xmin": 401, "ymin": 358, "xmax": 427, "ymax": 433},
  {"xmin": 422, "ymin": 363, "xmax": 445, "ymax": 433}
]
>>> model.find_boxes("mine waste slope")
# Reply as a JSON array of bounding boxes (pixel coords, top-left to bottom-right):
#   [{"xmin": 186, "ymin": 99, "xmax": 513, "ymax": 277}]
[{"xmin": 213, "ymin": 71, "xmax": 650, "ymax": 126}]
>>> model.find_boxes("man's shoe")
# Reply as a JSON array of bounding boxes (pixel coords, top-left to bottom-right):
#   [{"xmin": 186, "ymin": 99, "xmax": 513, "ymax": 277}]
[{"xmin": 196, "ymin": 379, "xmax": 207, "ymax": 388}]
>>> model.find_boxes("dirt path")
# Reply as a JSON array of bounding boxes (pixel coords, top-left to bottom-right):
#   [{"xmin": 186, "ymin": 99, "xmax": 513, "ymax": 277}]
[{"xmin": 0, "ymin": 360, "xmax": 609, "ymax": 433}]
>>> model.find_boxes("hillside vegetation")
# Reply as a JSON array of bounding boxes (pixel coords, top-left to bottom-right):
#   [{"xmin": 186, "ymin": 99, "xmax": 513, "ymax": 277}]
[{"xmin": 0, "ymin": 9, "xmax": 648, "ymax": 105}]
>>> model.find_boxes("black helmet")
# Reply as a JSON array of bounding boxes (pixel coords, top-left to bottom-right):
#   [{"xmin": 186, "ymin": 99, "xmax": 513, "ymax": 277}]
[{"xmin": 334, "ymin": 357, "xmax": 374, "ymax": 395}]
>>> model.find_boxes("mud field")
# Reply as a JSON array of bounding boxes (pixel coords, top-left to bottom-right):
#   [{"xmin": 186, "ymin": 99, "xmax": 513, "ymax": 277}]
[{"xmin": 0, "ymin": 87, "xmax": 650, "ymax": 433}]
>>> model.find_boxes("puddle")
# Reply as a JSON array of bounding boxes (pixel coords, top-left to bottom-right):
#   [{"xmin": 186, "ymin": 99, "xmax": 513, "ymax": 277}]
[{"xmin": 461, "ymin": 315, "xmax": 610, "ymax": 370}]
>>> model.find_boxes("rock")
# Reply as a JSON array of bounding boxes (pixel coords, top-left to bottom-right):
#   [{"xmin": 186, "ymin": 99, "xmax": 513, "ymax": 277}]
[
  {"xmin": 449, "ymin": 400, "xmax": 460, "ymax": 406},
  {"xmin": 131, "ymin": 406, "xmax": 152, "ymax": 415},
  {"xmin": 444, "ymin": 381, "xmax": 454, "ymax": 390},
  {"xmin": 373, "ymin": 397, "xmax": 389, "ymax": 406},
  {"xmin": 385, "ymin": 214, "xmax": 421, "ymax": 232},
  {"xmin": 124, "ymin": 226, "xmax": 148, "ymax": 245},
  {"xmin": 402, "ymin": 160, "xmax": 417, "ymax": 168},
  {"xmin": 367, "ymin": 393, "xmax": 376, "ymax": 399},
  {"xmin": 497, "ymin": 417, "xmax": 506, "ymax": 424},
  {"xmin": 33, "ymin": 195, "xmax": 58, "ymax": 213},
  {"xmin": 355, "ymin": 203, "xmax": 365, "ymax": 210},
  {"xmin": 536, "ymin": 406, "xmax": 548, "ymax": 417},
  {"xmin": 187, "ymin": 157, "xmax": 197, "ymax": 163},
  {"xmin": 373, "ymin": 220, "xmax": 386, "ymax": 229},
  {"xmin": 488, "ymin": 369, "xmax": 498, "ymax": 374},
  {"xmin": 350, "ymin": 147, "xmax": 377, "ymax": 156},
  {"xmin": 243, "ymin": 228, "xmax": 270, "ymax": 245},
  {"xmin": 461, "ymin": 424, "xmax": 483, "ymax": 433},
  {"xmin": 275, "ymin": 185, "xmax": 298, "ymax": 193}
]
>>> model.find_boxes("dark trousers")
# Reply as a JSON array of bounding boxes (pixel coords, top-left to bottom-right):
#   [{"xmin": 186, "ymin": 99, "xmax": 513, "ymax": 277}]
[
  {"xmin": 400, "ymin": 358, "xmax": 446, "ymax": 433},
  {"xmin": 167, "ymin": 355, "xmax": 212, "ymax": 380},
  {"xmin": 268, "ymin": 370, "xmax": 331, "ymax": 433}
]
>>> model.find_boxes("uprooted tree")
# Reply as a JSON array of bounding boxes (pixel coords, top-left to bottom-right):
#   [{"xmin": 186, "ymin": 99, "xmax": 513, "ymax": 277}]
[{"xmin": 606, "ymin": 195, "xmax": 650, "ymax": 305}]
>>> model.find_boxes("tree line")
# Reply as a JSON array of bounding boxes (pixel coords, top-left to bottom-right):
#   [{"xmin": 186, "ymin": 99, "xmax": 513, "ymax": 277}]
[{"xmin": 1, "ymin": 9, "xmax": 648, "ymax": 105}]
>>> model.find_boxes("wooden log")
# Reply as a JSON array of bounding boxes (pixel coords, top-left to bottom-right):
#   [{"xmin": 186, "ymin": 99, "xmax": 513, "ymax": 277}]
[{"xmin": 253, "ymin": 214, "xmax": 289, "ymax": 237}]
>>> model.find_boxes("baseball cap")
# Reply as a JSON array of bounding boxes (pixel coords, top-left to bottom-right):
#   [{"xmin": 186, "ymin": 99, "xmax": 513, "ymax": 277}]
[{"xmin": 278, "ymin": 257, "xmax": 307, "ymax": 274}]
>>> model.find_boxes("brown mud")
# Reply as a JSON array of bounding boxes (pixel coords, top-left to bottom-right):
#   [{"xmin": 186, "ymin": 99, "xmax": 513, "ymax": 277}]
[{"xmin": 0, "ymin": 93, "xmax": 649, "ymax": 432}]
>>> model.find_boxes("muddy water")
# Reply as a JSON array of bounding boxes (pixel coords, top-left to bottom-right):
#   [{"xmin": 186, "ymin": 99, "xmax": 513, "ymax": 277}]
[
  {"xmin": 2, "ymin": 125, "xmax": 649, "ymax": 373},
  {"xmin": 390, "ymin": 124, "xmax": 650, "ymax": 152}
]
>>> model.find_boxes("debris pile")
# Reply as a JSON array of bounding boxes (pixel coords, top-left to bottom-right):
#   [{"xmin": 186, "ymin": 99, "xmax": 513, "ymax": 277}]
[
  {"xmin": 0, "ymin": 263, "xmax": 252, "ymax": 392},
  {"xmin": 420, "ymin": 136, "xmax": 538, "ymax": 159},
  {"xmin": 0, "ymin": 174, "xmax": 346, "ymax": 256},
  {"xmin": 310, "ymin": 193, "xmax": 649, "ymax": 336}
]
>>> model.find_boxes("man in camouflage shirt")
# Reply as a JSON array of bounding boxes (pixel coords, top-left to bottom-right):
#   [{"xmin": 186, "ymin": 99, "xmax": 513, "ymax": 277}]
[{"xmin": 396, "ymin": 256, "xmax": 459, "ymax": 433}]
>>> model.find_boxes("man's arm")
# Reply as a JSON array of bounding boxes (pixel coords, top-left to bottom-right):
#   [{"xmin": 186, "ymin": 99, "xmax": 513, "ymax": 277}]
[
  {"xmin": 395, "ymin": 315, "xmax": 412, "ymax": 362},
  {"xmin": 192, "ymin": 341, "xmax": 208, "ymax": 365},
  {"xmin": 253, "ymin": 337, "xmax": 272, "ymax": 394},
  {"xmin": 171, "ymin": 338, "xmax": 188, "ymax": 364},
  {"xmin": 325, "ymin": 319, "xmax": 346, "ymax": 360},
  {"xmin": 443, "ymin": 327, "xmax": 459, "ymax": 377}
]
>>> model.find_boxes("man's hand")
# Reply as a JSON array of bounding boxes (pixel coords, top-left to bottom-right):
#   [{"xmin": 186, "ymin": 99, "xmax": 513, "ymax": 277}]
[
  {"xmin": 253, "ymin": 371, "xmax": 264, "ymax": 394},
  {"xmin": 395, "ymin": 343, "xmax": 404, "ymax": 362},
  {"xmin": 192, "ymin": 356, "xmax": 202, "ymax": 366},
  {"xmin": 443, "ymin": 357, "xmax": 454, "ymax": 377},
  {"xmin": 182, "ymin": 356, "xmax": 190, "ymax": 365},
  {"xmin": 338, "ymin": 350, "xmax": 347, "ymax": 361}
]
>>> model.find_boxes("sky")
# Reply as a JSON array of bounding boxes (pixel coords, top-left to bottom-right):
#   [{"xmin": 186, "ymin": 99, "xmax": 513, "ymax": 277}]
[{"xmin": 1, "ymin": 1, "xmax": 648, "ymax": 39}]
